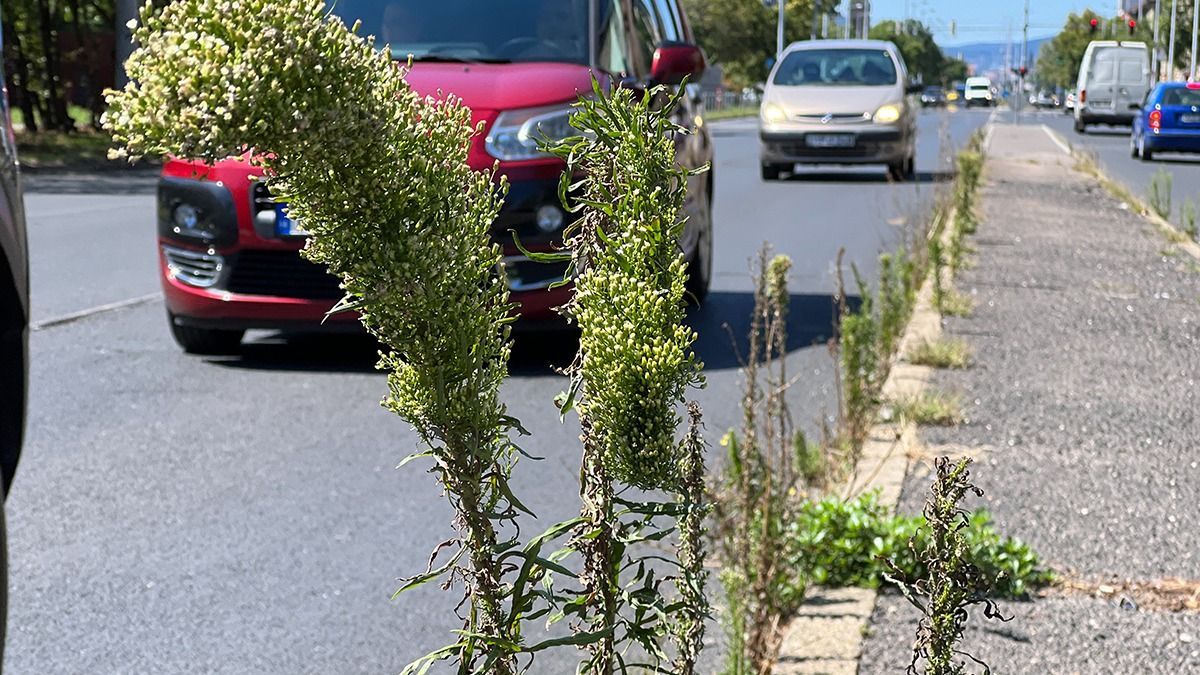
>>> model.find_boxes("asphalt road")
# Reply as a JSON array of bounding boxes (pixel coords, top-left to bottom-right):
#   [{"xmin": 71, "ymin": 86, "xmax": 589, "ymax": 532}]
[
  {"xmin": 1004, "ymin": 107, "xmax": 1200, "ymax": 223},
  {"xmin": 6, "ymin": 108, "xmax": 989, "ymax": 674}
]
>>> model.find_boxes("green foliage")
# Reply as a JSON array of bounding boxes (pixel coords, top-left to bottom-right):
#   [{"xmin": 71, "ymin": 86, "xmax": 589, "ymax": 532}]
[
  {"xmin": 105, "ymin": 2, "xmax": 544, "ymax": 672},
  {"xmin": 1149, "ymin": 168, "xmax": 1173, "ymax": 221},
  {"xmin": 892, "ymin": 391, "xmax": 966, "ymax": 427},
  {"xmin": 868, "ymin": 20, "xmax": 968, "ymax": 86},
  {"xmin": 1182, "ymin": 200, "xmax": 1198, "ymax": 241},
  {"xmin": 793, "ymin": 430, "xmax": 826, "ymax": 487},
  {"xmin": 681, "ymin": 0, "xmax": 840, "ymax": 87},
  {"xmin": 887, "ymin": 458, "xmax": 1012, "ymax": 675},
  {"xmin": 907, "ymin": 339, "xmax": 972, "ymax": 370},
  {"xmin": 553, "ymin": 82, "xmax": 703, "ymax": 492},
  {"xmin": 714, "ymin": 250, "xmax": 807, "ymax": 675},
  {"xmin": 785, "ymin": 491, "xmax": 1051, "ymax": 599},
  {"xmin": 1036, "ymin": 7, "xmax": 1196, "ymax": 89},
  {"xmin": 550, "ymin": 82, "xmax": 710, "ymax": 673},
  {"xmin": 1035, "ymin": 10, "xmax": 1111, "ymax": 90}
]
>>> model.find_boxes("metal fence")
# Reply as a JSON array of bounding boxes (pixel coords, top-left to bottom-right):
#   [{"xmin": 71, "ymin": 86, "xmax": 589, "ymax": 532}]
[{"xmin": 700, "ymin": 89, "xmax": 762, "ymax": 112}]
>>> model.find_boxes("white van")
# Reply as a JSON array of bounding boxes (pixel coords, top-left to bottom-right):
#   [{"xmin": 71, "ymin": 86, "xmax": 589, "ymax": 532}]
[
  {"xmin": 1074, "ymin": 41, "xmax": 1150, "ymax": 133},
  {"xmin": 963, "ymin": 77, "xmax": 994, "ymax": 107}
]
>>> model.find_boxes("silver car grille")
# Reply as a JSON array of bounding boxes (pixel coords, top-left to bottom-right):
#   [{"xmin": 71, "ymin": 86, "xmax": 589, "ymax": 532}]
[
  {"xmin": 793, "ymin": 112, "xmax": 872, "ymax": 124},
  {"xmin": 163, "ymin": 245, "xmax": 224, "ymax": 288}
]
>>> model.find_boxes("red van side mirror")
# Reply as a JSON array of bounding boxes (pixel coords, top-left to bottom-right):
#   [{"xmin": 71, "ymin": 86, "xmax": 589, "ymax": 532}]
[{"xmin": 651, "ymin": 44, "xmax": 706, "ymax": 85}]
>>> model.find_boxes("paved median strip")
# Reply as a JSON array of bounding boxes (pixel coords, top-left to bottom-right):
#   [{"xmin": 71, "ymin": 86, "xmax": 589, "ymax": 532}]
[{"xmin": 31, "ymin": 292, "xmax": 163, "ymax": 332}]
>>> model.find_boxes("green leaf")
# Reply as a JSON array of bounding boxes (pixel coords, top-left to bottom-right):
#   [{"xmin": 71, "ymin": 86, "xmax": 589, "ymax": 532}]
[{"xmin": 510, "ymin": 230, "xmax": 571, "ymax": 263}]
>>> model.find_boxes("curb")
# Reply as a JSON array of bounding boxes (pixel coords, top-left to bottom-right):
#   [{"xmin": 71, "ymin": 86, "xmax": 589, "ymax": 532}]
[
  {"xmin": 773, "ymin": 196, "xmax": 968, "ymax": 672},
  {"xmin": 1040, "ymin": 125, "xmax": 1200, "ymax": 263}
]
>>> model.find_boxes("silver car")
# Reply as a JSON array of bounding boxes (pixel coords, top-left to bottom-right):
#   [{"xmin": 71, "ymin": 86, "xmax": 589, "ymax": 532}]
[{"xmin": 759, "ymin": 39, "xmax": 920, "ymax": 181}]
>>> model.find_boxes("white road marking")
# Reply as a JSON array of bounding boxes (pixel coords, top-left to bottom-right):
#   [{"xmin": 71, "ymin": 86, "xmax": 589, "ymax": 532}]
[
  {"xmin": 31, "ymin": 292, "xmax": 163, "ymax": 332},
  {"xmin": 1041, "ymin": 124, "xmax": 1073, "ymax": 156}
]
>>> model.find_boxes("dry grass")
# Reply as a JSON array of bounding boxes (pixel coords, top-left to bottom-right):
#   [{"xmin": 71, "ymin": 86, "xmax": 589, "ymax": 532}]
[
  {"xmin": 891, "ymin": 391, "xmax": 965, "ymax": 427},
  {"xmin": 907, "ymin": 338, "xmax": 972, "ymax": 369}
]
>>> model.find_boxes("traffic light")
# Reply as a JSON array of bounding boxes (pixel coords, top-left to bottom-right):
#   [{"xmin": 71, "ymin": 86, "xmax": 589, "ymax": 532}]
[
  {"xmin": 1128, "ymin": 19, "xmax": 1137, "ymax": 36},
  {"xmin": 1089, "ymin": 18, "xmax": 1100, "ymax": 34}
]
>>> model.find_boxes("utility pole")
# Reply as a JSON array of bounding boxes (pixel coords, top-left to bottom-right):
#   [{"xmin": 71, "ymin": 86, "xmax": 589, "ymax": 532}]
[
  {"xmin": 777, "ymin": 0, "xmax": 786, "ymax": 56},
  {"xmin": 1191, "ymin": 0, "xmax": 1198, "ymax": 80},
  {"xmin": 1153, "ymin": 0, "xmax": 1162, "ymax": 81},
  {"xmin": 1168, "ymin": 0, "xmax": 1178, "ymax": 81},
  {"xmin": 1020, "ymin": 0, "xmax": 1029, "ymax": 112},
  {"xmin": 812, "ymin": 0, "xmax": 820, "ymax": 39},
  {"xmin": 115, "ymin": 0, "xmax": 139, "ymax": 88}
]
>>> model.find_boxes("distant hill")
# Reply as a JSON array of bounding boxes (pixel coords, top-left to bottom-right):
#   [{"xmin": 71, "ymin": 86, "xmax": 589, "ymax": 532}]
[{"xmin": 940, "ymin": 36, "xmax": 1054, "ymax": 78}]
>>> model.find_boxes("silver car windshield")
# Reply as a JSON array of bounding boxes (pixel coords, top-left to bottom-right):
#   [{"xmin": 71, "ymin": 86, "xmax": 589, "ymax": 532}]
[
  {"xmin": 331, "ymin": 0, "xmax": 608, "ymax": 65},
  {"xmin": 773, "ymin": 49, "xmax": 898, "ymax": 87}
]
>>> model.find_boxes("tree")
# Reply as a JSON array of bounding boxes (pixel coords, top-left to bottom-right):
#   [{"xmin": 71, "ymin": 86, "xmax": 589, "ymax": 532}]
[
  {"xmin": 1036, "ymin": 5, "xmax": 1196, "ymax": 89},
  {"xmin": 682, "ymin": 0, "xmax": 840, "ymax": 88},
  {"xmin": 869, "ymin": 19, "xmax": 967, "ymax": 86}
]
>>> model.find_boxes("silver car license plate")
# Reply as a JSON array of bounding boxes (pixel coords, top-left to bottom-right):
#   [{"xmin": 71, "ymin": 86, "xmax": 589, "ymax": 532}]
[{"xmin": 806, "ymin": 133, "xmax": 855, "ymax": 148}]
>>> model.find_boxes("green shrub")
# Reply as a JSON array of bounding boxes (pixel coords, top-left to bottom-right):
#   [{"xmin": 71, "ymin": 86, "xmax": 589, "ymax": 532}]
[
  {"xmin": 784, "ymin": 491, "xmax": 1050, "ymax": 600},
  {"xmin": 1181, "ymin": 200, "xmax": 1198, "ymax": 241},
  {"xmin": 1149, "ymin": 168, "xmax": 1173, "ymax": 220},
  {"xmin": 907, "ymin": 339, "xmax": 972, "ymax": 369}
]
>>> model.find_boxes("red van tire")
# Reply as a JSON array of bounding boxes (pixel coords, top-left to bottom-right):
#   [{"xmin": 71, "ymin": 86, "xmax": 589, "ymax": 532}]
[{"xmin": 168, "ymin": 314, "xmax": 244, "ymax": 355}]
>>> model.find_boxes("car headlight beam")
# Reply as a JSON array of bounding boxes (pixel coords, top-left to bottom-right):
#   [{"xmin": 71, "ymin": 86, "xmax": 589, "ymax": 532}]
[
  {"xmin": 762, "ymin": 103, "xmax": 788, "ymax": 124},
  {"xmin": 873, "ymin": 104, "xmax": 902, "ymax": 124}
]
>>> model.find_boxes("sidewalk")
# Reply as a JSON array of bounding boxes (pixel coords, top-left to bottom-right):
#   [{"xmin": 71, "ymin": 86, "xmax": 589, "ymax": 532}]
[{"xmin": 859, "ymin": 124, "xmax": 1200, "ymax": 673}]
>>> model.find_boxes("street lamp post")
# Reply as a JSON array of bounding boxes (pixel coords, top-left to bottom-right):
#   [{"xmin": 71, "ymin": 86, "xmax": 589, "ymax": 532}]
[
  {"xmin": 1191, "ymin": 0, "xmax": 1198, "ymax": 80},
  {"xmin": 1168, "ymin": 0, "xmax": 1178, "ymax": 81},
  {"xmin": 1153, "ymin": 0, "xmax": 1162, "ymax": 81},
  {"xmin": 778, "ymin": 0, "xmax": 786, "ymax": 56}
]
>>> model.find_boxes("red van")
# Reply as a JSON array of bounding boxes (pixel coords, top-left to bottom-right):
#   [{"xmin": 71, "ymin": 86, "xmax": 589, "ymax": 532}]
[{"xmin": 157, "ymin": 0, "xmax": 714, "ymax": 354}]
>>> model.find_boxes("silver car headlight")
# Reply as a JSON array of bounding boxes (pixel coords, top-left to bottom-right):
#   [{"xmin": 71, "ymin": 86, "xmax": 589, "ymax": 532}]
[
  {"xmin": 873, "ymin": 103, "xmax": 903, "ymax": 124},
  {"xmin": 485, "ymin": 103, "xmax": 577, "ymax": 161},
  {"xmin": 761, "ymin": 103, "xmax": 788, "ymax": 124}
]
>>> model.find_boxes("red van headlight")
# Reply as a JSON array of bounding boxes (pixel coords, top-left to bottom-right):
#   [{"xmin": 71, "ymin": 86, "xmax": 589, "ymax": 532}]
[{"xmin": 485, "ymin": 103, "xmax": 578, "ymax": 161}]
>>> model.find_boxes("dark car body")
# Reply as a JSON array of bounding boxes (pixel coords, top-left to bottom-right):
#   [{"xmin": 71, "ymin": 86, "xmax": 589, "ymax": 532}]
[
  {"xmin": 920, "ymin": 86, "xmax": 946, "ymax": 107},
  {"xmin": 0, "ymin": 15, "xmax": 29, "ymax": 661},
  {"xmin": 1131, "ymin": 82, "xmax": 1200, "ymax": 161},
  {"xmin": 157, "ymin": 0, "xmax": 714, "ymax": 354}
]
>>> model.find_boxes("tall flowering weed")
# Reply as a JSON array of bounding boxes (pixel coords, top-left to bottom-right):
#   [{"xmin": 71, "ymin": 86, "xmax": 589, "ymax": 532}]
[{"xmin": 105, "ymin": 1, "xmax": 529, "ymax": 672}]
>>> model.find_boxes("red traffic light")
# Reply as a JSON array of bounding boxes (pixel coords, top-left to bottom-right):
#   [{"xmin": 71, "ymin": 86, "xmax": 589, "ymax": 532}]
[
  {"xmin": 1090, "ymin": 18, "xmax": 1100, "ymax": 33},
  {"xmin": 1128, "ymin": 19, "xmax": 1137, "ymax": 35}
]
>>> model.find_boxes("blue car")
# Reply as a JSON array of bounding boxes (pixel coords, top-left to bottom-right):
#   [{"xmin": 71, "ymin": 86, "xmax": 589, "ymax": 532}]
[{"xmin": 1131, "ymin": 82, "xmax": 1200, "ymax": 161}]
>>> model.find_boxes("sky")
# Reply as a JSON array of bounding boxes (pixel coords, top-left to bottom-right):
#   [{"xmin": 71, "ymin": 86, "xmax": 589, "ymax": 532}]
[{"xmin": 866, "ymin": 0, "xmax": 1113, "ymax": 46}]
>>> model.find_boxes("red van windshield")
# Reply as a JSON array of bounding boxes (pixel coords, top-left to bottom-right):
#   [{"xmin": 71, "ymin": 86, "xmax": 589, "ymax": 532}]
[{"xmin": 334, "ymin": 0, "xmax": 607, "ymax": 65}]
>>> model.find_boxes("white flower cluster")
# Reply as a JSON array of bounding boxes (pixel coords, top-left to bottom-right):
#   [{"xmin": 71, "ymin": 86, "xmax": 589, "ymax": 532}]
[{"xmin": 557, "ymin": 89, "xmax": 704, "ymax": 490}]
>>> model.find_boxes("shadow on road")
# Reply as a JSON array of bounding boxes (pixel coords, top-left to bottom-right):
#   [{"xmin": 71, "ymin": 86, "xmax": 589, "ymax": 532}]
[
  {"xmin": 22, "ymin": 169, "xmax": 159, "ymax": 195},
  {"xmin": 199, "ymin": 291, "xmax": 858, "ymax": 376},
  {"xmin": 205, "ymin": 332, "xmax": 382, "ymax": 374},
  {"xmin": 691, "ymin": 291, "xmax": 860, "ymax": 371},
  {"xmin": 779, "ymin": 170, "xmax": 954, "ymax": 184}
]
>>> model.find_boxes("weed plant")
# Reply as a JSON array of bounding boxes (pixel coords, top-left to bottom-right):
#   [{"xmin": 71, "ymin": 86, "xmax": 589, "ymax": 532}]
[
  {"xmin": 1149, "ymin": 168, "xmax": 1173, "ymax": 220},
  {"xmin": 886, "ymin": 458, "xmax": 1011, "ymax": 675},
  {"xmin": 105, "ymin": 3, "xmax": 536, "ymax": 670},
  {"xmin": 1182, "ymin": 200, "xmax": 1198, "ymax": 241},
  {"xmin": 907, "ymin": 339, "xmax": 972, "ymax": 369},
  {"xmin": 549, "ymin": 82, "xmax": 711, "ymax": 673},
  {"xmin": 786, "ymin": 491, "xmax": 1051, "ymax": 599},
  {"xmin": 891, "ymin": 391, "xmax": 966, "ymax": 427},
  {"xmin": 714, "ymin": 251, "xmax": 805, "ymax": 675}
]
